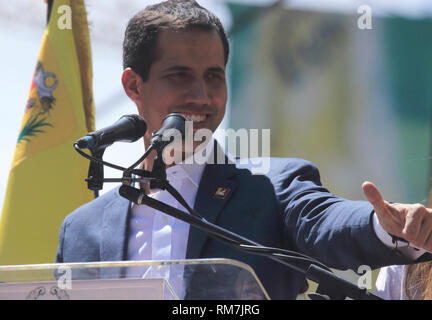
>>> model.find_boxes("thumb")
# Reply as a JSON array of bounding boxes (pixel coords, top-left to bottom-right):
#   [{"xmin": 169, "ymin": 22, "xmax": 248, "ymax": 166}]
[
  {"xmin": 362, "ymin": 181, "xmax": 387, "ymax": 211},
  {"xmin": 362, "ymin": 181, "xmax": 406, "ymax": 230}
]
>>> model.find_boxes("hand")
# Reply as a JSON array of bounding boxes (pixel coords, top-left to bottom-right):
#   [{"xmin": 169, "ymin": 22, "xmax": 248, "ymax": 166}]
[{"xmin": 362, "ymin": 181, "xmax": 432, "ymax": 252}]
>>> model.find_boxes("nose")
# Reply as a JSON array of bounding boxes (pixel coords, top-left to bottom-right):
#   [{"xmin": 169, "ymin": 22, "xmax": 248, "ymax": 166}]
[{"xmin": 184, "ymin": 79, "xmax": 211, "ymax": 106}]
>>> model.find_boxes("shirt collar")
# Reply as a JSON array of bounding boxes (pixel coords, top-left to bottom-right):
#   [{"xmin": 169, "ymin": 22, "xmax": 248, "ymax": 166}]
[
  {"xmin": 165, "ymin": 162, "xmax": 206, "ymax": 189},
  {"xmin": 164, "ymin": 136, "xmax": 215, "ymax": 188}
]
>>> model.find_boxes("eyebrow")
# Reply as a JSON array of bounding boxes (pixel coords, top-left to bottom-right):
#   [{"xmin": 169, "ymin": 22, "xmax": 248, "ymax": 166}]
[
  {"xmin": 207, "ymin": 66, "xmax": 225, "ymax": 74},
  {"xmin": 162, "ymin": 65, "xmax": 190, "ymax": 73},
  {"xmin": 162, "ymin": 65, "xmax": 225, "ymax": 74}
]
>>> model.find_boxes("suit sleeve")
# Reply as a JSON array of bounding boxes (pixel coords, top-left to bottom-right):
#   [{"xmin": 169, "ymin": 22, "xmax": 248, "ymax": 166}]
[
  {"xmin": 55, "ymin": 219, "xmax": 67, "ymax": 264},
  {"xmin": 274, "ymin": 159, "xmax": 417, "ymax": 270}
]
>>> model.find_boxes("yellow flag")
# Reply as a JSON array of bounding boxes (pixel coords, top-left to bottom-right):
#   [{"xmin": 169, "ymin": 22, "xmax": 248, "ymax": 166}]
[{"xmin": 0, "ymin": 0, "xmax": 95, "ymax": 265}]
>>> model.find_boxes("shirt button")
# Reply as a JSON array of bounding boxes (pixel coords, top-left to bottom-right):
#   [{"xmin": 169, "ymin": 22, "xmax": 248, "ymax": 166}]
[{"xmin": 162, "ymin": 216, "xmax": 168, "ymax": 224}]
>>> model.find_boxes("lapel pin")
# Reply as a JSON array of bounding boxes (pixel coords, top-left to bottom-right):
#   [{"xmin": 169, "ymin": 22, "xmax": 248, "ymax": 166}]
[{"xmin": 214, "ymin": 187, "xmax": 230, "ymax": 199}]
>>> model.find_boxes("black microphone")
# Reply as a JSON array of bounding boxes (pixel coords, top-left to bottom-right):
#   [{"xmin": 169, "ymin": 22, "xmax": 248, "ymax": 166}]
[
  {"xmin": 76, "ymin": 114, "xmax": 147, "ymax": 149},
  {"xmin": 150, "ymin": 113, "xmax": 187, "ymax": 150}
]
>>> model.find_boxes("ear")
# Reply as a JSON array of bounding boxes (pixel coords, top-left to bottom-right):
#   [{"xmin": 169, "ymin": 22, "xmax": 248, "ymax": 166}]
[{"xmin": 121, "ymin": 68, "xmax": 143, "ymax": 104}]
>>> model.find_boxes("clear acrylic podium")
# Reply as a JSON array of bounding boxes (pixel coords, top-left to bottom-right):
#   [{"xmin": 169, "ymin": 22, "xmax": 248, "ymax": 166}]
[{"xmin": 0, "ymin": 258, "xmax": 270, "ymax": 300}]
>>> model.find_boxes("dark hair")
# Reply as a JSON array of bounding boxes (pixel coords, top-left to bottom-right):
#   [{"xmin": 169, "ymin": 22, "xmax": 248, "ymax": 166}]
[{"xmin": 122, "ymin": 0, "xmax": 229, "ymax": 81}]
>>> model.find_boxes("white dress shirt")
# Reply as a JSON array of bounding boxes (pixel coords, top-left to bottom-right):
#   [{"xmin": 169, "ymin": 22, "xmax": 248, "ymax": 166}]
[{"xmin": 126, "ymin": 161, "xmax": 206, "ymax": 298}]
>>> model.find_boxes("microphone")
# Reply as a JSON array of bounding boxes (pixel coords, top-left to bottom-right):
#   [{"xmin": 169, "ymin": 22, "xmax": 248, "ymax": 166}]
[
  {"xmin": 150, "ymin": 113, "xmax": 187, "ymax": 150},
  {"xmin": 76, "ymin": 114, "xmax": 147, "ymax": 149}
]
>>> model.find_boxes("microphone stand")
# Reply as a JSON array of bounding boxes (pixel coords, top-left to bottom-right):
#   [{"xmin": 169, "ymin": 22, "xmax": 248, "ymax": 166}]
[
  {"xmin": 117, "ymin": 149, "xmax": 382, "ymax": 301},
  {"xmin": 86, "ymin": 147, "xmax": 106, "ymax": 194},
  {"xmin": 74, "ymin": 134, "xmax": 383, "ymax": 300}
]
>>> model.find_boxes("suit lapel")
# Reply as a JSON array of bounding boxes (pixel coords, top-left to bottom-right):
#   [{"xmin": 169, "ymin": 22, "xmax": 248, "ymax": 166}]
[
  {"xmin": 186, "ymin": 143, "xmax": 239, "ymax": 259},
  {"xmin": 100, "ymin": 189, "xmax": 131, "ymax": 278}
]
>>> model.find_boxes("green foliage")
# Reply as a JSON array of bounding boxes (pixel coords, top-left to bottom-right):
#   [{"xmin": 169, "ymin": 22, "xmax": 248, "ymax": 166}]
[{"xmin": 17, "ymin": 114, "xmax": 53, "ymax": 144}]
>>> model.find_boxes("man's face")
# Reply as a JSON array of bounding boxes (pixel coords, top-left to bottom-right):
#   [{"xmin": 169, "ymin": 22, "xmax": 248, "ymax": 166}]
[{"xmin": 134, "ymin": 28, "xmax": 227, "ymax": 148}]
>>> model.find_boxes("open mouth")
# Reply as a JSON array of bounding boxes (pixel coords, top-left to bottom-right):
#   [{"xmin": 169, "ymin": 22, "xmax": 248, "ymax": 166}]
[{"xmin": 179, "ymin": 113, "xmax": 209, "ymax": 124}]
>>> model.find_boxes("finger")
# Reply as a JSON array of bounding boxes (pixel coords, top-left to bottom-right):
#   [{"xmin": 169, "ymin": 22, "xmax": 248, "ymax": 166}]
[
  {"xmin": 401, "ymin": 208, "xmax": 425, "ymax": 243},
  {"xmin": 423, "ymin": 228, "xmax": 432, "ymax": 252},
  {"xmin": 413, "ymin": 220, "xmax": 432, "ymax": 249},
  {"xmin": 409, "ymin": 207, "xmax": 432, "ymax": 247},
  {"xmin": 362, "ymin": 181, "xmax": 387, "ymax": 212}
]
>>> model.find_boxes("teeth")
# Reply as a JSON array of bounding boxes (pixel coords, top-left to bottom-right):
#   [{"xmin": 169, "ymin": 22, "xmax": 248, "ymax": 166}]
[{"xmin": 182, "ymin": 114, "xmax": 206, "ymax": 123}]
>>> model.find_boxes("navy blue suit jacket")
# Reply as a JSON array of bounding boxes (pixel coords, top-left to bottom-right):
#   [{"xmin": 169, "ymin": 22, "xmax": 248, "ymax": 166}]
[{"xmin": 55, "ymin": 157, "xmax": 424, "ymax": 299}]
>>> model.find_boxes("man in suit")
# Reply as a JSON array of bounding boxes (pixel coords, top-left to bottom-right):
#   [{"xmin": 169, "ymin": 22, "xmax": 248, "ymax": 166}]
[{"xmin": 56, "ymin": 0, "xmax": 432, "ymax": 299}]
